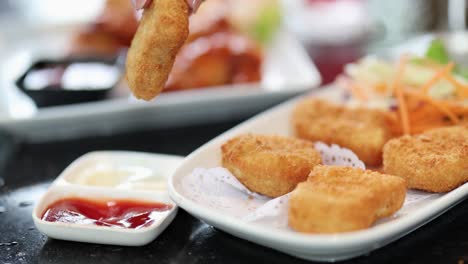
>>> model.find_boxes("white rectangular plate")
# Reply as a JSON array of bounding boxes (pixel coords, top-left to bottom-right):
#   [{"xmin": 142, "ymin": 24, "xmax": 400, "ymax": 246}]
[
  {"xmin": 168, "ymin": 86, "xmax": 468, "ymax": 261},
  {"xmin": 0, "ymin": 28, "xmax": 320, "ymax": 142}
]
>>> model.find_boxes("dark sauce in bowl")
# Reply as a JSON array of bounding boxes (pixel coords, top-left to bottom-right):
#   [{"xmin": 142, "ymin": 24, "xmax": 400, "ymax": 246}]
[{"xmin": 16, "ymin": 57, "xmax": 123, "ymax": 107}]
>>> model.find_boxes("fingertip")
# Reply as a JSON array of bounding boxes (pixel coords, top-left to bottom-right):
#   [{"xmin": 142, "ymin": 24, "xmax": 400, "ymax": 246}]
[
  {"xmin": 132, "ymin": 0, "xmax": 149, "ymax": 10},
  {"xmin": 188, "ymin": 0, "xmax": 204, "ymax": 14}
]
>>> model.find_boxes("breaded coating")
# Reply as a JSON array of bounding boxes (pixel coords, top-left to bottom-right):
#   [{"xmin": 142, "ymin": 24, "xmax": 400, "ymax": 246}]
[
  {"xmin": 383, "ymin": 126, "xmax": 468, "ymax": 193},
  {"xmin": 289, "ymin": 165, "xmax": 406, "ymax": 233},
  {"xmin": 221, "ymin": 134, "xmax": 321, "ymax": 197},
  {"xmin": 292, "ymin": 98, "xmax": 393, "ymax": 166},
  {"xmin": 126, "ymin": 0, "xmax": 189, "ymax": 100}
]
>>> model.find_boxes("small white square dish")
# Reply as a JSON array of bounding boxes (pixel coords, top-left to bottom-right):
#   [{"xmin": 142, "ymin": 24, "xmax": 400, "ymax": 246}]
[
  {"xmin": 33, "ymin": 151, "xmax": 183, "ymax": 246},
  {"xmin": 33, "ymin": 185, "xmax": 177, "ymax": 246},
  {"xmin": 168, "ymin": 86, "xmax": 468, "ymax": 261}
]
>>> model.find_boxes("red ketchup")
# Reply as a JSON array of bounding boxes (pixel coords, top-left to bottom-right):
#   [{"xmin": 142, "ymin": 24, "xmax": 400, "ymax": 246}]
[{"xmin": 41, "ymin": 198, "xmax": 172, "ymax": 229}]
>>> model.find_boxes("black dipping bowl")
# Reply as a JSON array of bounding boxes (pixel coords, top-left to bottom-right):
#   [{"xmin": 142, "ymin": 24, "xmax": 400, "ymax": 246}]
[{"xmin": 16, "ymin": 56, "xmax": 123, "ymax": 108}]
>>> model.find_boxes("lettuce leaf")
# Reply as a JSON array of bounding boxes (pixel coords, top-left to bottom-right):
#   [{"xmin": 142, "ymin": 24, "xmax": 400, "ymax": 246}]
[
  {"xmin": 425, "ymin": 39, "xmax": 450, "ymax": 64},
  {"xmin": 425, "ymin": 38, "xmax": 468, "ymax": 79}
]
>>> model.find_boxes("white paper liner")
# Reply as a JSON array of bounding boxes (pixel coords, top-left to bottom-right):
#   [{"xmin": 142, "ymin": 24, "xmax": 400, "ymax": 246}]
[
  {"xmin": 241, "ymin": 193, "xmax": 290, "ymax": 228},
  {"xmin": 181, "ymin": 142, "xmax": 374, "ymax": 229},
  {"xmin": 314, "ymin": 142, "xmax": 365, "ymax": 169},
  {"xmin": 181, "ymin": 167, "xmax": 270, "ymax": 218}
]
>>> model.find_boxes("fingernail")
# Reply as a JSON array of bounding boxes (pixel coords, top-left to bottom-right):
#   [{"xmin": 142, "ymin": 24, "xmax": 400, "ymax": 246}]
[
  {"xmin": 190, "ymin": 0, "xmax": 203, "ymax": 13},
  {"xmin": 132, "ymin": 0, "xmax": 147, "ymax": 10}
]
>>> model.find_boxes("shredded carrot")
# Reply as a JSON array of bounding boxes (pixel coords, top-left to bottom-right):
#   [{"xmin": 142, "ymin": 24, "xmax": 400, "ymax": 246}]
[
  {"xmin": 442, "ymin": 73, "xmax": 468, "ymax": 99},
  {"xmin": 393, "ymin": 56, "xmax": 411, "ymax": 135},
  {"xmin": 419, "ymin": 62, "xmax": 454, "ymax": 94},
  {"xmin": 403, "ymin": 89, "xmax": 460, "ymax": 124},
  {"xmin": 339, "ymin": 55, "xmax": 468, "ymax": 136}
]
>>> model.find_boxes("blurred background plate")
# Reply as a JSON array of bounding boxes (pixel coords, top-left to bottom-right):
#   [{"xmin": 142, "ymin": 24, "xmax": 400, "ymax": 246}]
[{"xmin": 0, "ymin": 27, "xmax": 320, "ymax": 142}]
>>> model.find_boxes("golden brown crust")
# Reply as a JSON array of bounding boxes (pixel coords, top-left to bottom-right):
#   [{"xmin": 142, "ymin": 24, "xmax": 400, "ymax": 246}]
[
  {"xmin": 126, "ymin": 0, "xmax": 189, "ymax": 100},
  {"xmin": 288, "ymin": 165, "xmax": 406, "ymax": 233},
  {"xmin": 292, "ymin": 98, "xmax": 393, "ymax": 166},
  {"xmin": 221, "ymin": 134, "xmax": 321, "ymax": 197},
  {"xmin": 383, "ymin": 126, "xmax": 468, "ymax": 192}
]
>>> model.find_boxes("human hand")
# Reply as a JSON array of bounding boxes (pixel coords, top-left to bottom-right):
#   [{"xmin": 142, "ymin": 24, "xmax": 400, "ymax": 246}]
[{"xmin": 132, "ymin": 0, "xmax": 205, "ymax": 13}]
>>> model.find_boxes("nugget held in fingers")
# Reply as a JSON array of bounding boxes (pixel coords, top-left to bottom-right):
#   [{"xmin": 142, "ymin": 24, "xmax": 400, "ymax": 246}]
[
  {"xmin": 383, "ymin": 126, "xmax": 468, "ymax": 193},
  {"xmin": 288, "ymin": 165, "xmax": 406, "ymax": 233},
  {"xmin": 221, "ymin": 134, "xmax": 322, "ymax": 198},
  {"xmin": 126, "ymin": 0, "xmax": 189, "ymax": 100}
]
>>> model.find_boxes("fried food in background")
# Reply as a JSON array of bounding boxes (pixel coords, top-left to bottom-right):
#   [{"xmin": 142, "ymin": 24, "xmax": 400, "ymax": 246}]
[
  {"xmin": 69, "ymin": 0, "xmax": 138, "ymax": 56},
  {"xmin": 383, "ymin": 126, "xmax": 468, "ymax": 193},
  {"xmin": 126, "ymin": 0, "xmax": 189, "ymax": 100},
  {"xmin": 70, "ymin": 30, "xmax": 124, "ymax": 57},
  {"xmin": 292, "ymin": 98, "xmax": 393, "ymax": 166},
  {"xmin": 289, "ymin": 165, "xmax": 406, "ymax": 234},
  {"xmin": 221, "ymin": 134, "xmax": 321, "ymax": 197},
  {"xmin": 165, "ymin": 2, "xmax": 262, "ymax": 91},
  {"xmin": 185, "ymin": 0, "xmax": 232, "ymax": 42},
  {"xmin": 91, "ymin": 0, "xmax": 139, "ymax": 45},
  {"xmin": 165, "ymin": 30, "xmax": 262, "ymax": 91}
]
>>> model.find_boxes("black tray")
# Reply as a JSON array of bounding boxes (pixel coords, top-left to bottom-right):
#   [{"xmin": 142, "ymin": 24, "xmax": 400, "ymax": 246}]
[{"xmin": 0, "ymin": 121, "xmax": 467, "ymax": 264}]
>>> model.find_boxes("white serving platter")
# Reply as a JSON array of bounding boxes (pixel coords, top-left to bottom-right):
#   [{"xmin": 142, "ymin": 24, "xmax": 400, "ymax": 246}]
[
  {"xmin": 0, "ymin": 27, "xmax": 320, "ymax": 142},
  {"xmin": 168, "ymin": 86, "xmax": 468, "ymax": 261},
  {"xmin": 33, "ymin": 151, "xmax": 184, "ymax": 246}
]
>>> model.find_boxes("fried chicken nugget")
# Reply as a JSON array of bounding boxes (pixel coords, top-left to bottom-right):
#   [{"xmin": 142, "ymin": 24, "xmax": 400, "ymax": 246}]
[
  {"xmin": 383, "ymin": 126, "xmax": 468, "ymax": 193},
  {"xmin": 288, "ymin": 165, "xmax": 406, "ymax": 233},
  {"xmin": 221, "ymin": 134, "xmax": 321, "ymax": 197},
  {"xmin": 292, "ymin": 98, "xmax": 393, "ymax": 166},
  {"xmin": 126, "ymin": 0, "xmax": 189, "ymax": 100}
]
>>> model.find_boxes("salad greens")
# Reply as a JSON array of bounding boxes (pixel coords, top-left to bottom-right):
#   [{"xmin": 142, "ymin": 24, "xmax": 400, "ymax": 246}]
[
  {"xmin": 425, "ymin": 39, "xmax": 450, "ymax": 64},
  {"xmin": 343, "ymin": 38, "xmax": 468, "ymax": 101},
  {"xmin": 425, "ymin": 38, "xmax": 468, "ymax": 79}
]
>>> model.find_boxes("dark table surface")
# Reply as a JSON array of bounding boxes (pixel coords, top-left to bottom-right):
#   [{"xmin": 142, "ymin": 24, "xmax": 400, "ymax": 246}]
[{"xmin": 1, "ymin": 121, "xmax": 468, "ymax": 264}]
